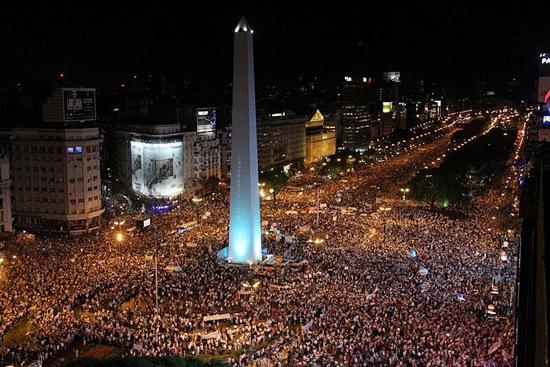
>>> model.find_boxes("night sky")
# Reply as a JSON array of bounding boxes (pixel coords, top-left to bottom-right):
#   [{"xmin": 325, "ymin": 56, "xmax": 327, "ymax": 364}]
[{"xmin": 0, "ymin": 1, "xmax": 546, "ymax": 92}]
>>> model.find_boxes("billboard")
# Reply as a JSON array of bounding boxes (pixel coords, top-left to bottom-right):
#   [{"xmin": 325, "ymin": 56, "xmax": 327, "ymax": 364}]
[
  {"xmin": 63, "ymin": 89, "xmax": 96, "ymax": 121},
  {"xmin": 383, "ymin": 72, "xmax": 401, "ymax": 83},
  {"xmin": 543, "ymin": 103, "xmax": 550, "ymax": 127},
  {"xmin": 197, "ymin": 108, "xmax": 216, "ymax": 133},
  {"xmin": 382, "ymin": 102, "xmax": 393, "ymax": 113},
  {"xmin": 537, "ymin": 77, "xmax": 550, "ymax": 103},
  {"xmin": 131, "ymin": 140, "xmax": 184, "ymax": 198},
  {"xmin": 540, "ymin": 53, "xmax": 550, "ymax": 76},
  {"xmin": 136, "ymin": 218, "xmax": 151, "ymax": 228}
]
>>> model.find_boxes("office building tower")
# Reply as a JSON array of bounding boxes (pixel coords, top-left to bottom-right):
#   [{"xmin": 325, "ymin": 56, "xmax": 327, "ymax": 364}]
[
  {"xmin": 340, "ymin": 76, "xmax": 375, "ymax": 149},
  {"xmin": 6, "ymin": 87, "xmax": 104, "ymax": 233}
]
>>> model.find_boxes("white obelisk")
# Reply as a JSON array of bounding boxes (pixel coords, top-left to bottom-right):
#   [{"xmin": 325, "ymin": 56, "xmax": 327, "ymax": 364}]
[{"xmin": 228, "ymin": 17, "xmax": 262, "ymax": 263}]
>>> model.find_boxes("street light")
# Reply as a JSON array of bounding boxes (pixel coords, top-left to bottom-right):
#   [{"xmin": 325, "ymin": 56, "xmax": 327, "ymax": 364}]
[
  {"xmin": 400, "ymin": 188, "xmax": 410, "ymax": 200},
  {"xmin": 115, "ymin": 232, "xmax": 124, "ymax": 243}
]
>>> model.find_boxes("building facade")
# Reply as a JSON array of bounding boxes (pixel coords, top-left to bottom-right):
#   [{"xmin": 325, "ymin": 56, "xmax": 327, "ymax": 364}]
[
  {"xmin": 8, "ymin": 126, "xmax": 103, "ymax": 233},
  {"xmin": 0, "ymin": 148, "xmax": 13, "ymax": 232},
  {"xmin": 113, "ymin": 123, "xmax": 195, "ymax": 199},
  {"xmin": 1, "ymin": 87, "xmax": 103, "ymax": 234},
  {"xmin": 305, "ymin": 109, "xmax": 336, "ymax": 164},
  {"xmin": 257, "ymin": 113, "xmax": 306, "ymax": 171},
  {"xmin": 192, "ymin": 131, "xmax": 221, "ymax": 186},
  {"xmin": 218, "ymin": 127, "xmax": 232, "ymax": 177},
  {"xmin": 340, "ymin": 76, "xmax": 376, "ymax": 149}
]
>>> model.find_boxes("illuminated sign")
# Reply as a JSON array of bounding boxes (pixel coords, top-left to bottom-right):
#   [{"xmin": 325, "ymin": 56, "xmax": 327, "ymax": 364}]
[
  {"xmin": 143, "ymin": 218, "xmax": 151, "ymax": 227},
  {"xmin": 196, "ymin": 108, "xmax": 216, "ymax": 134},
  {"xmin": 150, "ymin": 203, "xmax": 172, "ymax": 213},
  {"xmin": 382, "ymin": 102, "xmax": 393, "ymax": 113},
  {"xmin": 63, "ymin": 89, "xmax": 96, "ymax": 121},
  {"xmin": 537, "ymin": 77, "xmax": 550, "ymax": 103},
  {"xmin": 383, "ymin": 71, "xmax": 401, "ymax": 83},
  {"xmin": 131, "ymin": 140, "xmax": 184, "ymax": 198},
  {"xmin": 269, "ymin": 112, "xmax": 286, "ymax": 117},
  {"xmin": 539, "ymin": 53, "xmax": 550, "ymax": 81}
]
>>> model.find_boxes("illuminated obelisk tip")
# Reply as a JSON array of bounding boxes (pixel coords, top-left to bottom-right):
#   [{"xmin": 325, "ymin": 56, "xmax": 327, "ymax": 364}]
[{"xmin": 228, "ymin": 17, "xmax": 262, "ymax": 263}]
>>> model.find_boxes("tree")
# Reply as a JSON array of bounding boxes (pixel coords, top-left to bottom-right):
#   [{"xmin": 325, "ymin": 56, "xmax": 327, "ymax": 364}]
[
  {"xmin": 409, "ymin": 169, "xmax": 467, "ymax": 209},
  {"xmin": 259, "ymin": 168, "xmax": 289, "ymax": 204},
  {"xmin": 200, "ymin": 176, "xmax": 221, "ymax": 195}
]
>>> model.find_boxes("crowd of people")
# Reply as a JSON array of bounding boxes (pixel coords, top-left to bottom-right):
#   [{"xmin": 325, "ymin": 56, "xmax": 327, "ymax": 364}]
[{"xmin": 0, "ymin": 111, "xmax": 523, "ymax": 366}]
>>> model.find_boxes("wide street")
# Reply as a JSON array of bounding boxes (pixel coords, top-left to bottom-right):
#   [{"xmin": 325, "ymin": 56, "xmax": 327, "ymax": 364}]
[{"xmin": 0, "ymin": 108, "xmax": 526, "ymax": 366}]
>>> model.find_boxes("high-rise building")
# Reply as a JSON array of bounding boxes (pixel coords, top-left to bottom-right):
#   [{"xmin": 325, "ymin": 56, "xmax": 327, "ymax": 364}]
[
  {"xmin": 3, "ymin": 88, "xmax": 103, "ymax": 234},
  {"xmin": 257, "ymin": 112, "xmax": 306, "ymax": 171},
  {"xmin": 0, "ymin": 146, "xmax": 13, "ymax": 232},
  {"xmin": 340, "ymin": 76, "xmax": 375, "ymax": 149},
  {"xmin": 228, "ymin": 17, "xmax": 262, "ymax": 264},
  {"xmin": 395, "ymin": 102, "xmax": 407, "ymax": 130}
]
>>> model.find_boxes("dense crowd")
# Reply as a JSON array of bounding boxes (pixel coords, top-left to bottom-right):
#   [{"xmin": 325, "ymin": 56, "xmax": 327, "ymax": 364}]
[{"xmin": 0, "ymin": 112, "xmax": 523, "ymax": 366}]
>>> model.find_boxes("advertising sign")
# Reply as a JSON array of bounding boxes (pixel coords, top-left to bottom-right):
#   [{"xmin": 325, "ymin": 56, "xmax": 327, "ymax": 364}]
[
  {"xmin": 63, "ymin": 89, "xmax": 96, "ymax": 121},
  {"xmin": 538, "ymin": 77, "xmax": 550, "ymax": 103},
  {"xmin": 196, "ymin": 108, "xmax": 216, "ymax": 133},
  {"xmin": 382, "ymin": 102, "xmax": 393, "ymax": 113},
  {"xmin": 540, "ymin": 53, "xmax": 550, "ymax": 75},
  {"xmin": 383, "ymin": 71, "xmax": 401, "ymax": 83},
  {"xmin": 131, "ymin": 140, "xmax": 184, "ymax": 198}
]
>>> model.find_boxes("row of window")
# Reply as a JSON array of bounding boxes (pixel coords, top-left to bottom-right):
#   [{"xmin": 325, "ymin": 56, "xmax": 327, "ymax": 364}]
[
  {"xmin": 16, "ymin": 184, "xmax": 98, "ymax": 192},
  {"xmin": 14, "ymin": 145, "xmax": 98, "ymax": 154},
  {"xmin": 17, "ymin": 195, "xmax": 99, "ymax": 202},
  {"xmin": 13, "ymin": 155, "xmax": 98, "ymax": 163},
  {"xmin": 15, "ymin": 175, "xmax": 98, "ymax": 184}
]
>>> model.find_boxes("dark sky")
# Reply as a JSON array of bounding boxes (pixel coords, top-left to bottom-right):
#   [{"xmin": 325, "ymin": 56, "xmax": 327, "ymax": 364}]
[{"xmin": 0, "ymin": 1, "xmax": 546, "ymax": 91}]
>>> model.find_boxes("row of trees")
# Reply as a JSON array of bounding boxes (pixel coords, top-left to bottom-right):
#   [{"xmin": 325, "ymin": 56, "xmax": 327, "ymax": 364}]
[
  {"xmin": 409, "ymin": 127, "xmax": 517, "ymax": 208},
  {"xmin": 451, "ymin": 116, "xmax": 492, "ymax": 142},
  {"xmin": 318, "ymin": 150, "xmax": 363, "ymax": 179}
]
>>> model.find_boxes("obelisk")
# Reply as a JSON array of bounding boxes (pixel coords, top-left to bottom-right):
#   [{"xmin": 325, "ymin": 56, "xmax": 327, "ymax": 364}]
[{"xmin": 228, "ymin": 17, "xmax": 262, "ymax": 263}]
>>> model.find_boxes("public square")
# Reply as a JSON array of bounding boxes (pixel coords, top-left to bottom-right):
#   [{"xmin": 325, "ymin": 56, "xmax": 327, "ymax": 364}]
[{"xmin": 0, "ymin": 109, "xmax": 526, "ymax": 366}]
